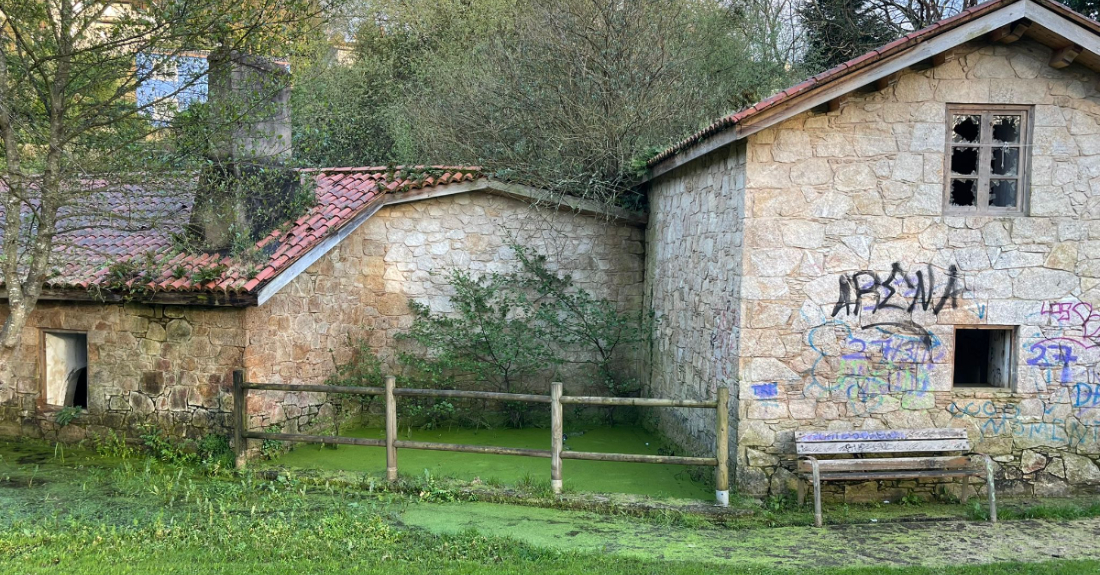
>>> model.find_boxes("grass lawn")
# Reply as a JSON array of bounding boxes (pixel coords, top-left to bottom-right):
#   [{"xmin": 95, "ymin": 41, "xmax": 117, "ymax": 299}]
[{"xmin": 1, "ymin": 438, "xmax": 1098, "ymax": 575}]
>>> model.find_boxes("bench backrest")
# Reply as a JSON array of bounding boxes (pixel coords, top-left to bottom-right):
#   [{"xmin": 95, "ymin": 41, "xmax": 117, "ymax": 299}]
[{"xmin": 795, "ymin": 428, "xmax": 970, "ymax": 455}]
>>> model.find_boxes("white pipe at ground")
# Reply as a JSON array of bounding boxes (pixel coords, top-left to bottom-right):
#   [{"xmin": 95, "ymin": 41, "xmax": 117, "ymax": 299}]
[
  {"xmin": 551, "ymin": 479, "xmax": 563, "ymax": 494},
  {"xmin": 715, "ymin": 490, "xmax": 729, "ymax": 507}
]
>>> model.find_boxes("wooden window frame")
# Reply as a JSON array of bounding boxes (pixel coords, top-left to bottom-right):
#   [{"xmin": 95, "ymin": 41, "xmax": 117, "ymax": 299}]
[
  {"xmin": 950, "ymin": 325, "xmax": 1018, "ymax": 391},
  {"xmin": 943, "ymin": 104, "xmax": 1033, "ymax": 216},
  {"xmin": 37, "ymin": 328, "xmax": 89, "ymax": 412}
]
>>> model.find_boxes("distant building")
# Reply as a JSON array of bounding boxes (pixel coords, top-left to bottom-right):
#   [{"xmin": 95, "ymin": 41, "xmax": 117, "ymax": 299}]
[
  {"xmin": 133, "ymin": 51, "xmax": 289, "ymax": 125},
  {"xmin": 135, "ymin": 51, "xmax": 210, "ymax": 124}
]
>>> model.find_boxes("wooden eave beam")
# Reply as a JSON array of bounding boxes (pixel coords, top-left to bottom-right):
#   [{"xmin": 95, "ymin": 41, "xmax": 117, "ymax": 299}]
[
  {"xmin": 1049, "ymin": 44, "xmax": 1082, "ymax": 69},
  {"xmin": 989, "ymin": 19, "xmax": 1031, "ymax": 43},
  {"xmin": 875, "ymin": 72, "xmax": 900, "ymax": 91},
  {"xmin": 912, "ymin": 52, "xmax": 947, "ymax": 71},
  {"xmin": 8, "ymin": 287, "xmax": 259, "ymax": 307}
]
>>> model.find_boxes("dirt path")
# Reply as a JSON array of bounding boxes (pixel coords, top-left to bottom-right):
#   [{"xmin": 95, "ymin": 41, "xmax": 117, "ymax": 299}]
[{"xmin": 401, "ymin": 502, "xmax": 1100, "ymax": 568}]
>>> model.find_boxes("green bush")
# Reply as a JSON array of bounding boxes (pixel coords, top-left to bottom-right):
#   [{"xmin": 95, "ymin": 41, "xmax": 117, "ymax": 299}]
[
  {"xmin": 397, "ymin": 241, "xmax": 650, "ymax": 426},
  {"xmin": 399, "ymin": 267, "xmax": 558, "ymax": 427}
]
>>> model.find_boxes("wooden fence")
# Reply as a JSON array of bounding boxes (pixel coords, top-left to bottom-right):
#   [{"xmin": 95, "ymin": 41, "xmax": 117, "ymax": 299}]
[{"xmin": 232, "ymin": 370, "xmax": 730, "ymax": 505}]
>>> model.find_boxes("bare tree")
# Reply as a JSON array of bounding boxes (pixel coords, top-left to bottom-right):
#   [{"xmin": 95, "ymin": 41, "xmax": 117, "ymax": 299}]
[
  {"xmin": 407, "ymin": 0, "xmax": 787, "ymax": 206},
  {"xmin": 867, "ymin": 0, "xmax": 981, "ymax": 33},
  {"xmin": 0, "ymin": 0, "xmax": 332, "ymax": 391},
  {"xmin": 736, "ymin": 0, "xmax": 803, "ymax": 75}
]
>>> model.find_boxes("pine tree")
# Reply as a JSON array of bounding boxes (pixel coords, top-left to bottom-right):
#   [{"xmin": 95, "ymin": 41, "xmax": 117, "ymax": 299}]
[{"xmin": 798, "ymin": 0, "xmax": 896, "ymax": 72}]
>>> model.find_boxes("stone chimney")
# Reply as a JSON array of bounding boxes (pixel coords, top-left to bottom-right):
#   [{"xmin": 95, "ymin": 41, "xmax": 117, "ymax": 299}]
[
  {"xmin": 188, "ymin": 49, "xmax": 299, "ymax": 251},
  {"xmin": 206, "ymin": 49, "xmax": 292, "ymax": 162}
]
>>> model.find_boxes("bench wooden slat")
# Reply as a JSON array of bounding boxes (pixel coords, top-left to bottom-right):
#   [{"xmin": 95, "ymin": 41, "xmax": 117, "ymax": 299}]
[
  {"xmin": 796, "ymin": 428, "xmax": 967, "ymax": 443},
  {"xmin": 794, "ymin": 427, "xmax": 996, "ymax": 528},
  {"xmin": 797, "ymin": 439, "xmax": 970, "ymax": 455},
  {"xmin": 815, "ymin": 469, "xmax": 985, "ymax": 481},
  {"xmin": 797, "ymin": 456, "xmax": 971, "ymax": 473}
]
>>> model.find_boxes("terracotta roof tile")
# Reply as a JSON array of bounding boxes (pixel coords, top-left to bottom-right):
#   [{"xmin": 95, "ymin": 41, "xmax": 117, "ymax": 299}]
[{"xmin": 1, "ymin": 166, "xmax": 483, "ymax": 300}]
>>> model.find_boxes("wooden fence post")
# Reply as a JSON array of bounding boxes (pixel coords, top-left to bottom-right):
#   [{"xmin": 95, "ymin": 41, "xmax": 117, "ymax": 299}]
[
  {"xmin": 233, "ymin": 370, "xmax": 247, "ymax": 470},
  {"xmin": 550, "ymin": 381, "xmax": 563, "ymax": 494},
  {"xmin": 385, "ymin": 375, "xmax": 398, "ymax": 483},
  {"xmin": 715, "ymin": 386, "xmax": 729, "ymax": 507}
]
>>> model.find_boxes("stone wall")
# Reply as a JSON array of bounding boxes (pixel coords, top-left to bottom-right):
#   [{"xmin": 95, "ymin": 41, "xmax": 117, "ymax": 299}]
[
  {"xmin": 734, "ymin": 40, "xmax": 1100, "ymax": 497},
  {"xmin": 645, "ymin": 142, "xmax": 745, "ymax": 460},
  {"xmin": 243, "ymin": 190, "xmax": 646, "ymax": 433},
  {"xmin": 0, "ymin": 302, "xmax": 244, "ymax": 441}
]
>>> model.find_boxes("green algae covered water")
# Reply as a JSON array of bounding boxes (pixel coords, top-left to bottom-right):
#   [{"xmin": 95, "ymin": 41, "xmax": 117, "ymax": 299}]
[{"xmin": 268, "ymin": 425, "xmax": 713, "ymax": 499}]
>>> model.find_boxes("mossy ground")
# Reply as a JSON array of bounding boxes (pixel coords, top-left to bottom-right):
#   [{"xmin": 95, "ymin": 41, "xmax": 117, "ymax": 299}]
[
  {"xmin": 2, "ymin": 437, "xmax": 1100, "ymax": 574},
  {"xmin": 401, "ymin": 501, "xmax": 1100, "ymax": 567},
  {"xmin": 265, "ymin": 425, "xmax": 713, "ymax": 499}
]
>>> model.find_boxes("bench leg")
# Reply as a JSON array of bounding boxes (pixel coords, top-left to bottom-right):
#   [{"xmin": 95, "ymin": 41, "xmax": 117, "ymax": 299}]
[
  {"xmin": 797, "ymin": 476, "xmax": 806, "ymax": 507},
  {"xmin": 985, "ymin": 457, "xmax": 997, "ymax": 523},
  {"xmin": 813, "ymin": 477, "xmax": 823, "ymax": 528},
  {"xmin": 811, "ymin": 464, "xmax": 823, "ymax": 528},
  {"xmin": 960, "ymin": 475, "xmax": 970, "ymax": 504}
]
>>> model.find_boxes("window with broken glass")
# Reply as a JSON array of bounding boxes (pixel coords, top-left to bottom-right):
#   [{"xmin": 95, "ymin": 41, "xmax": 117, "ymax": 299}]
[{"xmin": 945, "ymin": 105, "xmax": 1030, "ymax": 215}]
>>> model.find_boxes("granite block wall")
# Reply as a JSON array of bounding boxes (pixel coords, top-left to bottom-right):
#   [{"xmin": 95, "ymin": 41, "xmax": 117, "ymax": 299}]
[
  {"xmin": 0, "ymin": 302, "xmax": 244, "ymax": 441},
  {"xmin": 645, "ymin": 142, "xmax": 745, "ymax": 461},
  {"xmin": 737, "ymin": 40, "xmax": 1100, "ymax": 497},
  {"xmin": 647, "ymin": 39, "xmax": 1100, "ymax": 498},
  {"xmin": 242, "ymin": 190, "xmax": 646, "ymax": 433}
]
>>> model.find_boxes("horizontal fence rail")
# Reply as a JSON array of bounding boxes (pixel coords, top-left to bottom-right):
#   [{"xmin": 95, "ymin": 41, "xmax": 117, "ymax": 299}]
[
  {"xmin": 232, "ymin": 370, "xmax": 730, "ymax": 505},
  {"xmin": 559, "ymin": 396, "xmax": 718, "ymax": 408}
]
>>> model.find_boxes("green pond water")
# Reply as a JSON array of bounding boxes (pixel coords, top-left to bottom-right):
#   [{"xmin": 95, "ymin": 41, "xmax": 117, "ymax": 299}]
[{"xmin": 267, "ymin": 425, "xmax": 713, "ymax": 499}]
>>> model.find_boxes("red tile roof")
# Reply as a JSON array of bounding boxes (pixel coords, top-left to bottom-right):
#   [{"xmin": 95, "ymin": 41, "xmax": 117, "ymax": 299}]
[
  {"xmin": 647, "ymin": 0, "xmax": 1100, "ymax": 169},
  {"xmin": 2, "ymin": 167, "xmax": 482, "ymax": 303}
]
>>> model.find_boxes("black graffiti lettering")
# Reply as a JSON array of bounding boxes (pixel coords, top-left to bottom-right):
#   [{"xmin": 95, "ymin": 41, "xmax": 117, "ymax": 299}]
[
  {"xmin": 933, "ymin": 265, "xmax": 963, "ymax": 314},
  {"xmin": 906, "ymin": 267, "xmax": 933, "ymax": 313},
  {"xmin": 833, "ymin": 262, "xmax": 963, "ymax": 318},
  {"xmin": 852, "ymin": 270, "xmax": 879, "ymax": 309},
  {"xmin": 831, "ymin": 275, "xmax": 854, "ymax": 317},
  {"xmin": 877, "ymin": 262, "xmax": 905, "ymax": 311}
]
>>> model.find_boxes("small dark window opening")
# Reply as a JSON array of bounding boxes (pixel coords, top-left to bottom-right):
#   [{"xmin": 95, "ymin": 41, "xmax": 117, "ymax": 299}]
[
  {"xmin": 43, "ymin": 332, "xmax": 89, "ymax": 408},
  {"xmin": 953, "ymin": 328, "xmax": 1014, "ymax": 388}
]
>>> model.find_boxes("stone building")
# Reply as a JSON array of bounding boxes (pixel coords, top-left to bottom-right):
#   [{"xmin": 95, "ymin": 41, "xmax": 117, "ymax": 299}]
[
  {"xmin": 0, "ymin": 170, "xmax": 645, "ymax": 441},
  {"xmin": 644, "ymin": 0, "xmax": 1100, "ymax": 496}
]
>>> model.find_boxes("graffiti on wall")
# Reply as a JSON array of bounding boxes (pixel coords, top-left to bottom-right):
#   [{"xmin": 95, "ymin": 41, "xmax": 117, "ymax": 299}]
[
  {"xmin": 750, "ymin": 382, "xmax": 779, "ymax": 408},
  {"xmin": 1040, "ymin": 300, "xmax": 1100, "ymax": 346},
  {"xmin": 948, "ymin": 398, "xmax": 1100, "ymax": 447},
  {"xmin": 832, "ymin": 263, "xmax": 964, "ymax": 319},
  {"xmin": 1019, "ymin": 300, "xmax": 1100, "ymax": 391},
  {"xmin": 805, "ymin": 320, "xmax": 944, "ymax": 415}
]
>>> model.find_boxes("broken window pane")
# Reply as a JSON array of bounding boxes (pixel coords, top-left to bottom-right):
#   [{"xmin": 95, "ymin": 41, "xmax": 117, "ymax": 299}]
[
  {"xmin": 989, "ymin": 179, "xmax": 1017, "ymax": 207},
  {"xmin": 950, "ymin": 146, "xmax": 979, "ymax": 175},
  {"xmin": 991, "ymin": 147, "xmax": 1019, "ymax": 176},
  {"xmin": 945, "ymin": 106, "xmax": 1029, "ymax": 215},
  {"xmin": 992, "ymin": 115, "xmax": 1021, "ymax": 144},
  {"xmin": 950, "ymin": 179, "xmax": 977, "ymax": 206},
  {"xmin": 952, "ymin": 115, "xmax": 981, "ymax": 143}
]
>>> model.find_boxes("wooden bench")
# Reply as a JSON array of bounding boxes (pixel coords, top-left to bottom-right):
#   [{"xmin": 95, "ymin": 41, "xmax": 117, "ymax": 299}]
[{"xmin": 794, "ymin": 428, "xmax": 996, "ymax": 527}]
